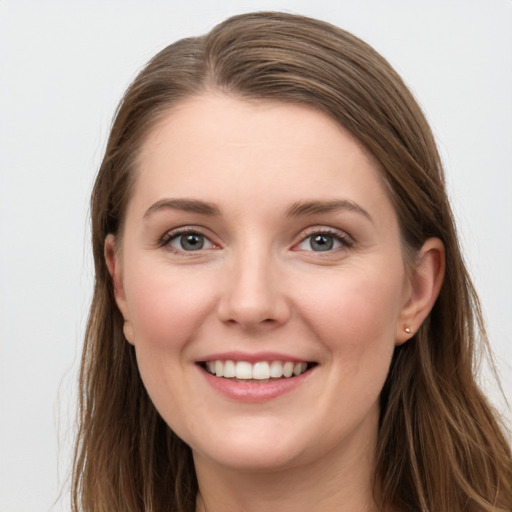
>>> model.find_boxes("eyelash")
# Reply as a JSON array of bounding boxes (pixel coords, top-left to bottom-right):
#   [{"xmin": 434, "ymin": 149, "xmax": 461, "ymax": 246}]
[
  {"xmin": 295, "ymin": 228, "xmax": 354, "ymax": 253},
  {"xmin": 159, "ymin": 227, "xmax": 354, "ymax": 254},
  {"xmin": 159, "ymin": 228, "xmax": 217, "ymax": 254}
]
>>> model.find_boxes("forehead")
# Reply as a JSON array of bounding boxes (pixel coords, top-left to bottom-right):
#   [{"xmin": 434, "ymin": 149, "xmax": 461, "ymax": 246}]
[{"xmin": 129, "ymin": 93, "xmax": 394, "ymax": 222}]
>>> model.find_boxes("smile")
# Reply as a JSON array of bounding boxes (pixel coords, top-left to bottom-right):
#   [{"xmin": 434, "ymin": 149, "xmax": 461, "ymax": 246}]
[
  {"xmin": 202, "ymin": 360, "xmax": 314, "ymax": 380},
  {"xmin": 198, "ymin": 356, "xmax": 317, "ymax": 401}
]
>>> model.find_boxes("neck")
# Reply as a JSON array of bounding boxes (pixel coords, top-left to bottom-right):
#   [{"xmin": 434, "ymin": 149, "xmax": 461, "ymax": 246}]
[{"xmin": 194, "ymin": 416, "xmax": 380, "ymax": 512}]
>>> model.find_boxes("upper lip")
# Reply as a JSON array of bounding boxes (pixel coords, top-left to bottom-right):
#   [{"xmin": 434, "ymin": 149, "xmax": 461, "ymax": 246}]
[{"xmin": 196, "ymin": 351, "xmax": 316, "ymax": 364}]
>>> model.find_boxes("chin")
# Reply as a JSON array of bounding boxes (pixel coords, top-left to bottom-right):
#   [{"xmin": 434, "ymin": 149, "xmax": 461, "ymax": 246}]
[
  {"xmin": 198, "ymin": 446, "xmax": 304, "ymax": 473},
  {"xmin": 189, "ymin": 424, "xmax": 309, "ymax": 472}
]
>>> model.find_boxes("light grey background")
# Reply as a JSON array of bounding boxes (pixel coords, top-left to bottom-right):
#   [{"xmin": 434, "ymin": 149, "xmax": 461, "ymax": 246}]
[{"xmin": 1, "ymin": 1, "xmax": 511, "ymax": 510}]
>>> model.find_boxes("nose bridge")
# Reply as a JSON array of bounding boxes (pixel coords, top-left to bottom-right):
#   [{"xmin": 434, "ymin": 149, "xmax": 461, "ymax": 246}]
[{"xmin": 218, "ymin": 238, "xmax": 288, "ymax": 327}]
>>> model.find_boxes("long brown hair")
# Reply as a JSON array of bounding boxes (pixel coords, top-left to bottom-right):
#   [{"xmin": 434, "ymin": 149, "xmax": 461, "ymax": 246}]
[{"xmin": 73, "ymin": 12, "xmax": 512, "ymax": 512}]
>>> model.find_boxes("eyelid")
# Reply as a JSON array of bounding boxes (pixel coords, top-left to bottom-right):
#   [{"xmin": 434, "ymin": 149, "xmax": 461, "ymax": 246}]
[
  {"xmin": 292, "ymin": 226, "xmax": 355, "ymax": 252},
  {"xmin": 159, "ymin": 226, "xmax": 219, "ymax": 252},
  {"xmin": 157, "ymin": 225, "xmax": 354, "ymax": 254}
]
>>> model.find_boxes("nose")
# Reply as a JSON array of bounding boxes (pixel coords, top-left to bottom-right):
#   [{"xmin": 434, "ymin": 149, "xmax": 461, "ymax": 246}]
[{"xmin": 217, "ymin": 246, "xmax": 291, "ymax": 329}]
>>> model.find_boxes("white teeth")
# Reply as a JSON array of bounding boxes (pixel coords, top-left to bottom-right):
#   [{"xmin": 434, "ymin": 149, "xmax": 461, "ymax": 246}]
[
  {"xmin": 235, "ymin": 361, "xmax": 253, "ymax": 379},
  {"xmin": 270, "ymin": 361, "xmax": 283, "ymax": 378},
  {"xmin": 252, "ymin": 362, "xmax": 270, "ymax": 380},
  {"xmin": 215, "ymin": 360, "xmax": 224, "ymax": 378},
  {"xmin": 204, "ymin": 360, "xmax": 311, "ymax": 379},
  {"xmin": 293, "ymin": 362, "xmax": 307, "ymax": 376},
  {"xmin": 223, "ymin": 360, "xmax": 236, "ymax": 378},
  {"xmin": 283, "ymin": 361, "xmax": 294, "ymax": 378}
]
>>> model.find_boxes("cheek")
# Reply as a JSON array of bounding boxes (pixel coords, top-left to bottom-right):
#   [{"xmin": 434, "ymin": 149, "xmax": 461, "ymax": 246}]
[
  {"xmin": 300, "ymin": 269, "xmax": 402, "ymax": 420},
  {"xmin": 297, "ymin": 265, "xmax": 404, "ymax": 357},
  {"xmin": 124, "ymin": 263, "xmax": 216, "ymax": 350},
  {"xmin": 123, "ymin": 265, "xmax": 215, "ymax": 432}
]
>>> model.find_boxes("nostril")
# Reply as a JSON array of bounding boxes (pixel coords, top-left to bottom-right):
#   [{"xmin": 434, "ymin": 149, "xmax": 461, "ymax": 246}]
[{"xmin": 217, "ymin": 280, "xmax": 291, "ymax": 327}]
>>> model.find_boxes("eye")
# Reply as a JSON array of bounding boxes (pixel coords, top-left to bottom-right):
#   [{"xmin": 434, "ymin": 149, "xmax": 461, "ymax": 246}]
[
  {"xmin": 164, "ymin": 230, "xmax": 215, "ymax": 252},
  {"xmin": 296, "ymin": 230, "xmax": 352, "ymax": 252}
]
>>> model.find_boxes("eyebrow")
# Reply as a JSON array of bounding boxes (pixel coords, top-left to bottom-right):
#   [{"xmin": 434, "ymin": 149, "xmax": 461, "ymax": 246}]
[
  {"xmin": 143, "ymin": 198, "xmax": 222, "ymax": 219},
  {"xmin": 285, "ymin": 199, "xmax": 373, "ymax": 222},
  {"xmin": 143, "ymin": 197, "xmax": 372, "ymax": 223}
]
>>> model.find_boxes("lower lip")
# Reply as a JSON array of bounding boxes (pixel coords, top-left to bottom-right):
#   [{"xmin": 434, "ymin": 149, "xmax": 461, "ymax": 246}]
[{"xmin": 199, "ymin": 366, "xmax": 313, "ymax": 402}]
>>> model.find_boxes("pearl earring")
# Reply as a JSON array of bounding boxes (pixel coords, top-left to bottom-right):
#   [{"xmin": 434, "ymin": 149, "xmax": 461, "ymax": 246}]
[{"xmin": 404, "ymin": 327, "xmax": 412, "ymax": 334}]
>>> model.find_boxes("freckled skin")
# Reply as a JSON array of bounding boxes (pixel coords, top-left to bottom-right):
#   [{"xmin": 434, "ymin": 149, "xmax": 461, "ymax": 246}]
[{"xmin": 106, "ymin": 94, "xmax": 442, "ymax": 510}]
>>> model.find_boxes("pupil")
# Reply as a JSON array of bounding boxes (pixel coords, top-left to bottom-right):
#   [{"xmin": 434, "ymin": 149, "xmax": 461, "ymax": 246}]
[
  {"xmin": 311, "ymin": 234, "xmax": 333, "ymax": 251},
  {"xmin": 181, "ymin": 233, "xmax": 204, "ymax": 250}
]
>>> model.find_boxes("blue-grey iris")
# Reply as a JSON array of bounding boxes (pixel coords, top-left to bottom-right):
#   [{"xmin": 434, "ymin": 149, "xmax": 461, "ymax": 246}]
[
  {"xmin": 181, "ymin": 233, "xmax": 204, "ymax": 250},
  {"xmin": 310, "ymin": 234, "xmax": 334, "ymax": 251}
]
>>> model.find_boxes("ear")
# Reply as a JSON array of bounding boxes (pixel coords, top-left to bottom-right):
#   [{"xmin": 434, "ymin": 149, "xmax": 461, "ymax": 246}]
[
  {"xmin": 104, "ymin": 234, "xmax": 135, "ymax": 344},
  {"xmin": 396, "ymin": 237, "xmax": 445, "ymax": 345}
]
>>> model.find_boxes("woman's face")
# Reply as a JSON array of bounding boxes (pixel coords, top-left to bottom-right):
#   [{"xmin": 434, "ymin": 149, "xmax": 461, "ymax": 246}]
[{"xmin": 108, "ymin": 94, "xmax": 415, "ymax": 473}]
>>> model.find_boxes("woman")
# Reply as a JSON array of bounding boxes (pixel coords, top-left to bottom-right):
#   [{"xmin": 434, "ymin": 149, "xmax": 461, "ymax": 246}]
[{"xmin": 73, "ymin": 11, "xmax": 512, "ymax": 512}]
